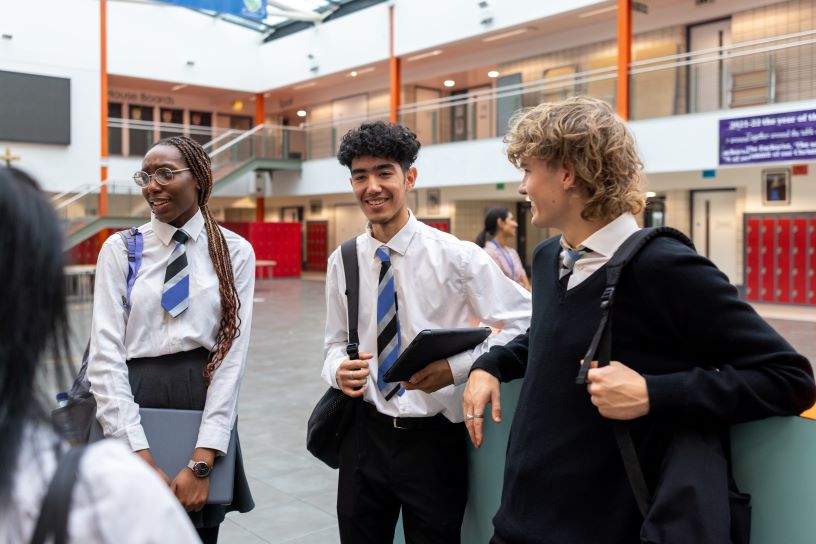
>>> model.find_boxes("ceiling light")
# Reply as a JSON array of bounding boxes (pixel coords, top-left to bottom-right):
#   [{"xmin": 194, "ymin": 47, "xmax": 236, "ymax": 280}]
[
  {"xmin": 487, "ymin": 70, "xmax": 500, "ymax": 78},
  {"xmin": 482, "ymin": 28, "xmax": 531, "ymax": 43},
  {"xmin": 443, "ymin": 80, "xmax": 455, "ymax": 88},
  {"xmin": 297, "ymin": 110, "xmax": 307, "ymax": 117},
  {"xmin": 170, "ymin": 84, "xmax": 188, "ymax": 91},
  {"xmin": 579, "ymin": 5, "xmax": 617, "ymax": 18},
  {"xmin": 646, "ymin": 191, "xmax": 657, "ymax": 198},
  {"xmin": 232, "ymin": 100, "xmax": 244, "ymax": 111},
  {"xmin": 406, "ymin": 49, "xmax": 443, "ymax": 62},
  {"xmin": 293, "ymin": 81, "xmax": 316, "ymax": 90},
  {"xmin": 346, "ymin": 66, "xmax": 375, "ymax": 77}
]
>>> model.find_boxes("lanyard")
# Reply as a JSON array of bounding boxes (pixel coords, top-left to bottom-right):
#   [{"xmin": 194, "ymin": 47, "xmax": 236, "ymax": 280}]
[{"xmin": 491, "ymin": 239, "xmax": 516, "ymax": 277}]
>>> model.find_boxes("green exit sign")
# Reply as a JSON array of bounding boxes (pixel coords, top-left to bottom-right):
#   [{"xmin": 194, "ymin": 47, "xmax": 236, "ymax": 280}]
[{"xmin": 496, "ymin": 183, "xmax": 505, "ymax": 190}]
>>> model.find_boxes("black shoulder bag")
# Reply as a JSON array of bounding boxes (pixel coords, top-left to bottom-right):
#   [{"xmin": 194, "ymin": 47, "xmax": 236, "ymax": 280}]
[
  {"xmin": 306, "ymin": 238, "xmax": 362, "ymax": 469},
  {"xmin": 29, "ymin": 445, "xmax": 88, "ymax": 544},
  {"xmin": 575, "ymin": 227, "xmax": 751, "ymax": 544}
]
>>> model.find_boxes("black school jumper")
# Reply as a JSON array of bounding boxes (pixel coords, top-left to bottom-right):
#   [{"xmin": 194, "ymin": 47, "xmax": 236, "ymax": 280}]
[{"xmin": 474, "ymin": 236, "xmax": 815, "ymax": 544}]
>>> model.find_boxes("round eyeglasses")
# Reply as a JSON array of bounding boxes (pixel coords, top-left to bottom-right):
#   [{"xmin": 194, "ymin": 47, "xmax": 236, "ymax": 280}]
[{"xmin": 133, "ymin": 167, "xmax": 190, "ymax": 187}]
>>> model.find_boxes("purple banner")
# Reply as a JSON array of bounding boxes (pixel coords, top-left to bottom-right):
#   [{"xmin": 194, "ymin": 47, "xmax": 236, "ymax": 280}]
[{"xmin": 719, "ymin": 109, "xmax": 816, "ymax": 165}]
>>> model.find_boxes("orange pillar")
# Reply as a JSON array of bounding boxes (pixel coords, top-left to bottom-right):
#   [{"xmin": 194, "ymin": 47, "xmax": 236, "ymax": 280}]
[
  {"xmin": 99, "ymin": 0, "xmax": 109, "ymax": 217},
  {"xmin": 616, "ymin": 0, "xmax": 632, "ymax": 121},
  {"xmin": 255, "ymin": 92, "xmax": 265, "ymax": 222},
  {"xmin": 389, "ymin": 5, "xmax": 401, "ymax": 123}
]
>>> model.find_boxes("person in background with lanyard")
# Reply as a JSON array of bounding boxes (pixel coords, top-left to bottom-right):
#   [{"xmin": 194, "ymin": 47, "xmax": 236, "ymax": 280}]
[
  {"xmin": 88, "ymin": 136, "xmax": 255, "ymax": 543},
  {"xmin": 0, "ymin": 167, "xmax": 199, "ymax": 543},
  {"xmin": 475, "ymin": 207, "xmax": 531, "ymax": 290}
]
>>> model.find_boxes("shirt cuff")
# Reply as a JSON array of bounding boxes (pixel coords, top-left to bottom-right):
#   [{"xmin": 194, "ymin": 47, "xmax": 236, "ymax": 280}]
[
  {"xmin": 448, "ymin": 351, "xmax": 474, "ymax": 386},
  {"xmin": 195, "ymin": 421, "xmax": 232, "ymax": 456},
  {"xmin": 117, "ymin": 423, "xmax": 148, "ymax": 452},
  {"xmin": 645, "ymin": 372, "xmax": 688, "ymax": 418}
]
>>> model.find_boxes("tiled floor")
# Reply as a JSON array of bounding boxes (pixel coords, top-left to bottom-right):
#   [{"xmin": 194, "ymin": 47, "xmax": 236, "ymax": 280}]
[{"xmin": 66, "ymin": 278, "xmax": 816, "ymax": 543}]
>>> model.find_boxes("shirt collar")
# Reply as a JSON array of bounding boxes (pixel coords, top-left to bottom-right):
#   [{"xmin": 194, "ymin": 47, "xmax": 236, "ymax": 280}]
[
  {"xmin": 151, "ymin": 209, "xmax": 205, "ymax": 246},
  {"xmin": 365, "ymin": 210, "xmax": 418, "ymax": 258},
  {"xmin": 560, "ymin": 213, "xmax": 639, "ymax": 258}
]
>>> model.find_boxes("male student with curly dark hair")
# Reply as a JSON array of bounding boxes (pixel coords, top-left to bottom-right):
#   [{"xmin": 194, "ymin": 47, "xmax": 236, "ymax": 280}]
[{"xmin": 322, "ymin": 121, "xmax": 532, "ymax": 543}]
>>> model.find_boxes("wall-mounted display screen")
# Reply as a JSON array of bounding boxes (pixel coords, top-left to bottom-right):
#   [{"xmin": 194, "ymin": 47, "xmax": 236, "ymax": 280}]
[{"xmin": 0, "ymin": 70, "xmax": 71, "ymax": 145}]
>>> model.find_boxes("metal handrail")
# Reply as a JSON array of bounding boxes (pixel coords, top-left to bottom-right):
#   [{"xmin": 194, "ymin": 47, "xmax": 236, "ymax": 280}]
[
  {"xmin": 203, "ymin": 129, "xmax": 241, "ymax": 150},
  {"xmin": 628, "ymin": 28, "xmax": 816, "ymax": 68}
]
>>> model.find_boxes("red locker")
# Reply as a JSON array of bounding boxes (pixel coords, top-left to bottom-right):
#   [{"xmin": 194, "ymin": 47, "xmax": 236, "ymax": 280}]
[
  {"xmin": 776, "ymin": 219, "xmax": 791, "ymax": 303},
  {"xmin": 793, "ymin": 218, "xmax": 807, "ymax": 304},
  {"xmin": 760, "ymin": 218, "xmax": 776, "ymax": 302},
  {"xmin": 809, "ymin": 218, "xmax": 816, "ymax": 305},
  {"xmin": 306, "ymin": 222, "xmax": 328, "ymax": 272},
  {"xmin": 745, "ymin": 218, "xmax": 761, "ymax": 301}
]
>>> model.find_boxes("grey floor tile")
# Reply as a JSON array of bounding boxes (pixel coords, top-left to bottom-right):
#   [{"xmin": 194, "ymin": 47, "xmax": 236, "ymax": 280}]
[
  {"xmin": 280, "ymin": 526, "xmax": 341, "ymax": 544},
  {"xmin": 229, "ymin": 499, "xmax": 337, "ymax": 544},
  {"xmin": 219, "ymin": 518, "xmax": 270, "ymax": 544}
]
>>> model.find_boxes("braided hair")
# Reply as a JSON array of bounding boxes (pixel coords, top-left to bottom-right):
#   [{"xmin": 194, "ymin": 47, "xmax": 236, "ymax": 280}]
[{"xmin": 151, "ymin": 136, "xmax": 241, "ymax": 382}]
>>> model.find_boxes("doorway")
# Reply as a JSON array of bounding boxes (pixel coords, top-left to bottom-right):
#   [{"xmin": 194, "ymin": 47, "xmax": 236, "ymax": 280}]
[
  {"xmin": 691, "ymin": 189, "xmax": 737, "ymax": 283},
  {"xmin": 334, "ymin": 204, "xmax": 367, "ymax": 250},
  {"xmin": 516, "ymin": 201, "xmax": 554, "ymax": 278},
  {"xmin": 688, "ymin": 18, "xmax": 732, "ymax": 113}
]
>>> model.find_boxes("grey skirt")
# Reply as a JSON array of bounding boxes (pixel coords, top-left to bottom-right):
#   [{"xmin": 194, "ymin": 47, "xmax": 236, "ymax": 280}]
[{"xmin": 127, "ymin": 347, "xmax": 254, "ymax": 528}]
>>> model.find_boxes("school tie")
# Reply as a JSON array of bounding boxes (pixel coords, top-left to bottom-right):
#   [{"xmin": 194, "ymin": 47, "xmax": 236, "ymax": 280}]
[
  {"xmin": 559, "ymin": 246, "xmax": 590, "ymax": 288},
  {"xmin": 376, "ymin": 246, "xmax": 402, "ymax": 394},
  {"xmin": 161, "ymin": 229, "xmax": 190, "ymax": 317}
]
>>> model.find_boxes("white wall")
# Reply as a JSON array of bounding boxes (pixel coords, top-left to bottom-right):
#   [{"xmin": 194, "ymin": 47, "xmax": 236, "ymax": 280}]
[
  {"xmin": 0, "ymin": 0, "xmax": 99, "ymax": 191},
  {"xmin": 107, "ymin": 2, "xmax": 261, "ymax": 91},
  {"xmin": 393, "ymin": 0, "xmax": 604, "ymax": 57}
]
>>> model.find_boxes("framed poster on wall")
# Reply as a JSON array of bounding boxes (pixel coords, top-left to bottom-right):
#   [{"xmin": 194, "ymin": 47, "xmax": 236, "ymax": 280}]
[{"xmin": 762, "ymin": 168, "xmax": 791, "ymax": 205}]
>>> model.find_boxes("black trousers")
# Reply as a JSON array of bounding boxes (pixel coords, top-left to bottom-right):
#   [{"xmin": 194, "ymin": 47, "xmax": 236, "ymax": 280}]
[{"xmin": 337, "ymin": 401, "xmax": 468, "ymax": 544}]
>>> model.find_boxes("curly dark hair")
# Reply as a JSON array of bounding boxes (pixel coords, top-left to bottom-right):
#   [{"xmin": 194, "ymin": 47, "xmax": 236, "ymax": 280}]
[{"xmin": 337, "ymin": 121, "xmax": 421, "ymax": 172}]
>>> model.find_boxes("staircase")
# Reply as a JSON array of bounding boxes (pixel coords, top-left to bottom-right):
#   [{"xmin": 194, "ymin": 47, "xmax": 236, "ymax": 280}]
[{"xmin": 56, "ymin": 124, "xmax": 305, "ymax": 251}]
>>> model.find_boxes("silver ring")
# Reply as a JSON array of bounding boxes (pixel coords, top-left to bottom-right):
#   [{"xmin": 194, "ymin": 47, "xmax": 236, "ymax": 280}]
[
  {"xmin": 473, "ymin": 414, "xmax": 485, "ymax": 419},
  {"xmin": 465, "ymin": 414, "xmax": 475, "ymax": 420}
]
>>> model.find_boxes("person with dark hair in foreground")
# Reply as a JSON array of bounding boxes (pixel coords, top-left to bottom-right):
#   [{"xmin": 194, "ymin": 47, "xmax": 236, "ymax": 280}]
[
  {"xmin": 476, "ymin": 207, "xmax": 530, "ymax": 290},
  {"xmin": 0, "ymin": 167, "xmax": 199, "ymax": 543},
  {"xmin": 87, "ymin": 136, "xmax": 255, "ymax": 543},
  {"xmin": 464, "ymin": 97, "xmax": 816, "ymax": 543},
  {"xmin": 325, "ymin": 121, "xmax": 532, "ymax": 543}
]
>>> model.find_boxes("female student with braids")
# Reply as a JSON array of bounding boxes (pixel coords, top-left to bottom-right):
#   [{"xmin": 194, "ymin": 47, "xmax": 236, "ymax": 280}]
[{"xmin": 88, "ymin": 136, "xmax": 255, "ymax": 543}]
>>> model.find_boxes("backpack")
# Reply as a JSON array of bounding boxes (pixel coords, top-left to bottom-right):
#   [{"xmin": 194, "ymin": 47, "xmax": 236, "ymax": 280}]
[
  {"xmin": 52, "ymin": 228, "xmax": 143, "ymax": 444},
  {"xmin": 306, "ymin": 238, "xmax": 361, "ymax": 469},
  {"xmin": 575, "ymin": 227, "xmax": 750, "ymax": 544}
]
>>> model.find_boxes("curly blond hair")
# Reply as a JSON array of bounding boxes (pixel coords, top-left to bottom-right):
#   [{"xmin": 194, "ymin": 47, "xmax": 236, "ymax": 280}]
[{"xmin": 505, "ymin": 96, "xmax": 645, "ymax": 222}]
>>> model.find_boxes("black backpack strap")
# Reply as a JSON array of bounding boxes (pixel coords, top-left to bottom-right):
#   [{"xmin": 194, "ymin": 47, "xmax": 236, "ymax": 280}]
[
  {"xmin": 340, "ymin": 238, "xmax": 360, "ymax": 360},
  {"xmin": 30, "ymin": 445, "xmax": 88, "ymax": 544},
  {"xmin": 575, "ymin": 226, "xmax": 694, "ymax": 517}
]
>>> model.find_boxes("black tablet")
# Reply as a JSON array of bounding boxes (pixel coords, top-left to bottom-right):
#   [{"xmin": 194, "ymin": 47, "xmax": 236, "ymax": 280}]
[{"xmin": 382, "ymin": 327, "xmax": 492, "ymax": 384}]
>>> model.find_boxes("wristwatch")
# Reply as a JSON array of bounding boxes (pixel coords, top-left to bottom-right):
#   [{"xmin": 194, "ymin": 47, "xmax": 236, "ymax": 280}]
[{"xmin": 187, "ymin": 459, "xmax": 212, "ymax": 478}]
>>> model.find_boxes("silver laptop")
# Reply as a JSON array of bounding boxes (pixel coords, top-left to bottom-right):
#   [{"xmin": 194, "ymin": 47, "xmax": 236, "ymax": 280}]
[{"xmin": 139, "ymin": 408, "xmax": 236, "ymax": 505}]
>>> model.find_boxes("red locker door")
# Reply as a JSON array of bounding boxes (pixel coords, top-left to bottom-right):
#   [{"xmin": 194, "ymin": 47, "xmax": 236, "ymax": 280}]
[
  {"xmin": 776, "ymin": 218, "xmax": 791, "ymax": 303},
  {"xmin": 792, "ymin": 217, "xmax": 807, "ymax": 304},
  {"xmin": 745, "ymin": 218, "xmax": 761, "ymax": 301},
  {"xmin": 760, "ymin": 218, "xmax": 776, "ymax": 302},
  {"xmin": 809, "ymin": 218, "xmax": 816, "ymax": 305},
  {"xmin": 306, "ymin": 222, "xmax": 328, "ymax": 272}
]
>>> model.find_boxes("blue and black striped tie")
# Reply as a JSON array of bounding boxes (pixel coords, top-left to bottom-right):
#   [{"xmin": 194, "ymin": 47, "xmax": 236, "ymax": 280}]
[
  {"xmin": 376, "ymin": 246, "xmax": 402, "ymax": 394},
  {"xmin": 161, "ymin": 229, "xmax": 190, "ymax": 317}
]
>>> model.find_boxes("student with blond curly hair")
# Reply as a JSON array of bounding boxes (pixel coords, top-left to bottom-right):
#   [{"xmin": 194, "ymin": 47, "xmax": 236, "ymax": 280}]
[{"xmin": 463, "ymin": 96, "xmax": 815, "ymax": 543}]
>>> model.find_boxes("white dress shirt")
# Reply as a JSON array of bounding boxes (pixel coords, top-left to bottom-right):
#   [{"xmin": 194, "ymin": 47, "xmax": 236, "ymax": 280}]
[
  {"xmin": 322, "ymin": 212, "xmax": 532, "ymax": 422},
  {"xmin": 88, "ymin": 210, "xmax": 255, "ymax": 454},
  {"xmin": 0, "ymin": 424, "xmax": 200, "ymax": 543},
  {"xmin": 560, "ymin": 213, "xmax": 640, "ymax": 289}
]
